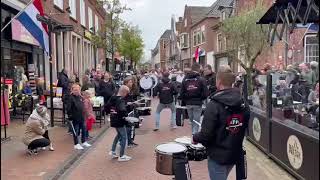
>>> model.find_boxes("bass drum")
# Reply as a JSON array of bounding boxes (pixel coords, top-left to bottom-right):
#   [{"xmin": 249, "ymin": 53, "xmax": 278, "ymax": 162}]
[
  {"xmin": 139, "ymin": 75, "xmax": 154, "ymax": 90},
  {"xmin": 150, "ymin": 74, "xmax": 159, "ymax": 89}
]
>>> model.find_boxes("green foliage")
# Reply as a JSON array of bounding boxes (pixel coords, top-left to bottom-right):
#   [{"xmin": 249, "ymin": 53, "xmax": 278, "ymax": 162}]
[
  {"xmin": 221, "ymin": 3, "xmax": 269, "ymax": 71},
  {"xmin": 118, "ymin": 24, "xmax": 144, "ymax": 69},
  {"xmin": 221, "ymin": 2, "xmax": 269, "ymax": 95}
]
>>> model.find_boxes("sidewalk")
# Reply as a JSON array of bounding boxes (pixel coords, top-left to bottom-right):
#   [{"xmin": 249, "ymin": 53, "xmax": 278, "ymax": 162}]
[
  {"xmin": 61, "ymin": 98, "xmax": 295, "ymax": 180},
  {"xmin": 1, "ymin": 115, "xmax": 109, "ymax": 180}
]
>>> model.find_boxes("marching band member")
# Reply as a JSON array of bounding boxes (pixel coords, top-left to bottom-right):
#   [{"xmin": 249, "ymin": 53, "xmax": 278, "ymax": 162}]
[
  {"xmin": 153, "ymin": 72, "xmax": 178, "ymax": 131},
  {"xmin": 108, "ymin": 85, "xmax": 132, "ymax": 162},
  {"xmin": 180, "ymin": 63, "xmax": 208, "ymax": 134}
]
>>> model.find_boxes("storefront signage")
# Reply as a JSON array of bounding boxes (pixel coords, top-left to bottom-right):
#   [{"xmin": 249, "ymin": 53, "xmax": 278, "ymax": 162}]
[
  {"xmin": 84, "ymin": 30, "xmax": 92, "ymax": 40},
  {"xmin": 287, "ymin": 135, "xmax": 303, "ymax": 170},
  {"xmin": 252, "ymin": 117, "xmax": 261, "ymax": 142},
  {"xmin": 12, "ymin": 19, "xmax": 39, "ymax": 46}
]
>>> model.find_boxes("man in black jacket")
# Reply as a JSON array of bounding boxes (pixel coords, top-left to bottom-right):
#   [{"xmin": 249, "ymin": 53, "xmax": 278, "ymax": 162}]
[
  {"xmin": 193, "ymin": 66, "xmax": 250, "ymax": 180},
  {"xmin": 180, "ymin": 63, "xmax": 208, "ymax": 134},
  {"xmin": 153, "ymin": 72, "xmax": 178, "ymax": 131},
  {"xmin": 108, "ymin": 85, "xmax": 132, "ymax": 162},
  {"xmin": 98, "ymin": 72, "xmax": 116, "ymax": 113},
  {"xmin": 57, "ymin": 69, "xmax": 70, "ymax": 98},
  {"xmin": 66, "ymin": 84, "xmax": 91, "ymax": 150},
  {"xmin": 203, "ymin": 65, "xmax": 217, "ymax": 96}
]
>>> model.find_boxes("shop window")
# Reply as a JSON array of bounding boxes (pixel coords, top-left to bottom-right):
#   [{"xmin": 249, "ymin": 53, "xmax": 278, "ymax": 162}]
[
  {"xmin": 95, "ymin": 15, "xmax": 99, "ymax": 33},
  {"xmin": 217, "ymin": 34, "xmax": 223, "ymax": 52},
  {"xmin": 305, "ymin": 34, "xmax": 319, "ymax": 63}
]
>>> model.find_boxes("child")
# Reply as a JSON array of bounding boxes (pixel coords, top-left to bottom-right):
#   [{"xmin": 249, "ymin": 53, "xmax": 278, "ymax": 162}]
[{"xmin": 82, "ymin": 90, "xmax": 95, "ymax": 140}]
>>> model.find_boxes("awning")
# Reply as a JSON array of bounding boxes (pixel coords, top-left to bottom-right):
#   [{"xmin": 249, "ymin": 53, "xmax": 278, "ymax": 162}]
[{"xmin": 257, "ymin": 0, "xmax": 319, "ymax": 24}]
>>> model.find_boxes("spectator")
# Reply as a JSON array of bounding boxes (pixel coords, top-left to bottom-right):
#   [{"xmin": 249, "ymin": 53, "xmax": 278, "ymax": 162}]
[
  {"xmin": 82, "ymin": 90, "xmax": 95, "ymax": 140},
  {"xmin": 93, "ymin": 73, "xmax": 102, "ymax": 95},
  {"xmin": 299, "ymin": 63, "xmax": 316, "ymax": 87},
  {"xmin": 67, "ymin": 84, "xmax": 91, "ymax": 150},
  {"xmin": 81, "ymin": 75, "xmax": 94, "ymax": 92},
  {"xmin": 310, "ymin": 61, "xmax": 319, "ymax": 82},
  {"xmin": 22, "ymin": 105, "xmax": 54, "ymax": 155},
  {"xmin": 251, "ymin": 75, "xmax": 266, "ymax": 110},
  {"xmin": 203, "ymin": 65, "xmax": 217, "ymax": 96},
  {"xmin": 308, "ymin": 82, "xmax": 319, "ymax": 106},
  {"xmin": 23, "ymin": 81, "xmax": 33, "ymax": 95},
  {"xmin": 57, "ymin": 68, "xmax": 70, "ymax": 98},
  {"xmin": 98, "ymin": 72, "xmax": 116, "ymax": 113}
]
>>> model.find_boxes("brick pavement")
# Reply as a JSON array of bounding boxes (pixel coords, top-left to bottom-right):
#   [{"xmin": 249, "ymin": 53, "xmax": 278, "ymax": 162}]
[
  {"xmin": 62, "ymin": 99, "xmax": 295, "ymax": 180},
  {"xmin": 1, "ymin": 115, "xmax": 108, "ymax": 180}
]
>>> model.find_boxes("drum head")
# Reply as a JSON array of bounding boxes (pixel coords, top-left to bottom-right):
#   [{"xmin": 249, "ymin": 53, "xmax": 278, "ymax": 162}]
[
  {"xmin": 125, "ymin": 117, "xmax": 140, "ymax": 123},
  {"xmin": 156, "ymin": 143, "xmax": 187, "ymax": 154},
  {"xmin": 176, "ymin": 74, "xmax": 185, "ymax": 83},
  {"xmin": 136, "ymin": 107, "xmax": 151, "ymax": 110},
  {"xmin": 150, "ymin": 74, "xmax": 158, "ymax": 89},
  {"xmin": 190, "ymin": 143, "xmax": 205, "ymax": 149},
  {"xmin": 140, "ymin": 76, "xmax": 153, "ymax": 90},
  {"xmin": 174, "ymin": 137, "xmax": 191, "ymax": 145}
]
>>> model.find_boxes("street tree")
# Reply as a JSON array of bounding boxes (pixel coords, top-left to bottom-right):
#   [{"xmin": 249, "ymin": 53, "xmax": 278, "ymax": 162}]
[
  {"xmin": 92, "ymin": 0, "xmax": 131, "ymax": 72},
  {"xmin": 221, "ymin": 3, "xmax": 269, "ymax": 95},
  {"xmin": 118, "ymin": 24, "xmax": 144, "ymax": 70}
]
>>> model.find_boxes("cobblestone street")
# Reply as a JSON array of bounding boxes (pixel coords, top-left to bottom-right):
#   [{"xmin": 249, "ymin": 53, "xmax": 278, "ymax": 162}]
[{"xmin": 62, "ymin": 99, "xmax": 295, "ymax": 180}]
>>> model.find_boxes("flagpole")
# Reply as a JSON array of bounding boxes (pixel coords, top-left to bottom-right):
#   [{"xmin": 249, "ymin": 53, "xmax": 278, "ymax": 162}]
[{"xmin": 1, "ymin": 0, "xmax": 35, "ymax": 32}]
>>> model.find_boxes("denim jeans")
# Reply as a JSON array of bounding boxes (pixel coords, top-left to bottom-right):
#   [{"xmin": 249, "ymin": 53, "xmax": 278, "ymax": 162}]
[
  {"xmin": 186, "ymin": 105, "xmax": 202, "ymax": 134},
  {"xmin": 72, "ymin": 120, "xmax": 86, "ymax": 145},
  {"xmin": 126, "ymin": 126, "xmax": 134, "ymax": 144},
  {"xmin": 155, "ymin": 103, "xmax": 176, "ymax": 129},
  {"xmin": 208, "ymin": 157, "xmax": 234, "ymax": 180},
  {"xmin": 111, "ymin": 127, "xmax": 127, "ymax": 157}
]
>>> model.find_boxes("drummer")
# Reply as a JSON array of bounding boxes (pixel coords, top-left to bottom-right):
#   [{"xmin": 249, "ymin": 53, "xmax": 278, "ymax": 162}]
[
  {"xmin": 153, "ymin": 72, "xmax": 178, "ymax": 131},
  {"xmin": 192, "ymin": 66, "xmax": 250, "ymax": 180}
]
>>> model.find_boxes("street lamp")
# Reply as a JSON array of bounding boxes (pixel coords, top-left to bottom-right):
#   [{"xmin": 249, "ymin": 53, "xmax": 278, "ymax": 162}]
[{"xmin": 36, "ymin": 14, "xmax": 73, "ymax": 127}]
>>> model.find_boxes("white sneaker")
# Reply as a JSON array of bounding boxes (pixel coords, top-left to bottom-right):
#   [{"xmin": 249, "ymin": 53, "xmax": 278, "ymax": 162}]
[
  {"xmin": 118, "ymin": 155, "xmax": 132, "ymax": 162},
  {"xmin": 74, "ymin": 144, "xmax": 84, "ymax": 150},
  {"xmin": 82, "ymin": 142, "xmax": 91, "ymax": 147},
  {"xmin": 42, "ymin": 147, "xmax": 46, "ymax": 150},
  {"xmin": 108, "ymin": 151, "xmax": 119, "ymax": 159}
]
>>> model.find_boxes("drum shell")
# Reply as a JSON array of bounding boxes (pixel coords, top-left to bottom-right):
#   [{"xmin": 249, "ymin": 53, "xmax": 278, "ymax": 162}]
[
  {"xmin": 190, "ymin": 146, "xmax": 207, "ymax": 161},
  {"xmin": 155, "ymin": 150, "xmax": 186, "ymax": 175}
]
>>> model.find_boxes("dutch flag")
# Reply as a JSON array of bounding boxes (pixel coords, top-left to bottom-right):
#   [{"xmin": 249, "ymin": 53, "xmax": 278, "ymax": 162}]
[{"xmin": 17, "ymin": 0, "xmax": 49, "ymax": 54}]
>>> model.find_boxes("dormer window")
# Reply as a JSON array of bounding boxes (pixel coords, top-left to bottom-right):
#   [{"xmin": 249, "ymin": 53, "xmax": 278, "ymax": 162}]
[{"xmin": 221, "ymin": 11, "xmax": 226, "ymax": 21}]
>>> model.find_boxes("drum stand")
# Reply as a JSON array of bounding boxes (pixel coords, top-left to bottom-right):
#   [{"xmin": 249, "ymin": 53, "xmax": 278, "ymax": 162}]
[{"xmin": 173, "ymin": 156, "xmax": 192, "ymax": 180}]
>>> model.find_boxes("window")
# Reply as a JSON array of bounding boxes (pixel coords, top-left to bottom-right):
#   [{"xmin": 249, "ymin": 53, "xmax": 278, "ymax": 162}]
[
  {"xmin": 69, "ymin": 0, "xmax": 76, "ymax": 19},
  {"xmin": 80, "ymin": 0, "xmax": 86, "ymax": 26},
  {"xmin": 179, "ymin": 33, "xmax": 189, "ymax": 49},
  {"xmin": 54, "ymin": 0, "xmax": 63, "ymax": 9},
  {"xmin": 184, "ymin": 19, "xmax": 187, "ymax": 27},
  {"xmin": 95, "ymin": 15, "xmax": 99, "ymax": 32},
  {"xmin": 305, "ymin": 34, "xmax": 319, "ymax": 63},
  {"xmin": 217, "ymin": 34, "xmax": 223, "ymax": 52},
  {"xmin": 221, "ymin": 11, "xmax": 226, "ymax": 21},
  {"xmin": 88, "ymin": 7, "xmax": 93, "ymax": 32},
  {"xmin": 193, "ymin": 29, "xmax": 205, "ymax": 46}
]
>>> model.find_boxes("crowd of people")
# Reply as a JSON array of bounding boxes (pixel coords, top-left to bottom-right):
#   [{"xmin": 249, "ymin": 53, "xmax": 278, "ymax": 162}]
[{"xmin": 20, "ymin": 60, "xmax": 318, "ymax": 179}]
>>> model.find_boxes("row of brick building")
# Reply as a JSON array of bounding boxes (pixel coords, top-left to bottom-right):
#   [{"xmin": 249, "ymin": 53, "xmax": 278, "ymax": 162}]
[
  {"xmin": 151, "ymin": 0, "xmax": 318, "ymax": 72},
  {"xmin": 1, "ymin": 0, "xmax": 107, "ymax": 87}
]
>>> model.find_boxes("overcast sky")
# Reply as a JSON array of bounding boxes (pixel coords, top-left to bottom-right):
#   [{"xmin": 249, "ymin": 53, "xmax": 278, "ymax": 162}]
[{"xmin": 120, "ymin": 0, "xmax": 216, "ymax": 62}]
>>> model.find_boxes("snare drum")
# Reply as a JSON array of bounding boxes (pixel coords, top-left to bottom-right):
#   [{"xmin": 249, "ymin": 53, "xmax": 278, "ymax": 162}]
[
  {"xmin": 174, "ymin": 137, "xmax": 194, "ymax": 160},
  {"xmin": 190, "ymin": 143, "xmax": 207, "ymax": 161},
  {"xmin": 155, "ymin": 143, "xmax": 187, "ymax": 175},
  {"xmin": 135, "ymin": 107, "xmax": 151, "ymax": 116}
]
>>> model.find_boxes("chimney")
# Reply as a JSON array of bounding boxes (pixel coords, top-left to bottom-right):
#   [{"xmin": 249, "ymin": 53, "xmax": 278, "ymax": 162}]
[{"xmin": 179, "ymin": 17, "xmax": 183, "ymax": 22}]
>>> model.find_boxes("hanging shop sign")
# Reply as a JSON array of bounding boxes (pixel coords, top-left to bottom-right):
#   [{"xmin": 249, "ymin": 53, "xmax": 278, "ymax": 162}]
[{"xmin": 84, "ymin": 30, "xmax": 92, "ymax": 40}]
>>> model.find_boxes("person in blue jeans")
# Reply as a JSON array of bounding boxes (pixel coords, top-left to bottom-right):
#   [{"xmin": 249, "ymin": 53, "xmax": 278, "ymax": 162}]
[
  {"xmin": 66, "ymin": 84, "xmax": 91, "ymax": 150},
  {"xmin": 153, "ymin": 72, "xmax": 178, "ymax": 131},
  {"xmin": 192, "ymin": 66, "xmax": 250, "ymax": 180},
  {"xmin": 180, "ymin": 63, "xmax": 208, "ymax": 134},
  {"xmin": 108, "ymin": 85, "xmax": 132, "ymax": 162}
]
